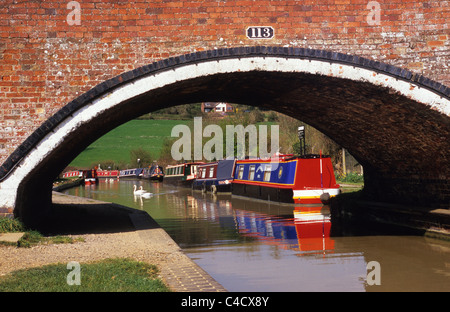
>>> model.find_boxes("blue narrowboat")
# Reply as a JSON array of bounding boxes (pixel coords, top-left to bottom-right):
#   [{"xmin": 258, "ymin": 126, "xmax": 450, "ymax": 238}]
[
  {"xmin": 193, "ymin": 159, "xmax": 236, "ymax": 193},
  {"xmin": 232, "ymin": 153, "xmax": 340, "ymax": 204},
  {"xmin": 142, "ymin": 164, "xmax": 164, "ymax": 181},
  {"xmin": 118, "ymin": 168, "xmax": 143, "ymax": 180}
]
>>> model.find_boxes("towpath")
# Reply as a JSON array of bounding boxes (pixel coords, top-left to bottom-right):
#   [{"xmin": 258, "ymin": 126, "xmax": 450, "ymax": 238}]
[{"xmin": 0, "ymin": 192, "xmax": 227, "ymax": 292}]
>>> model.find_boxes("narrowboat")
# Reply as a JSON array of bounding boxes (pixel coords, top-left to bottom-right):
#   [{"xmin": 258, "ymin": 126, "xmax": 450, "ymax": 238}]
[
  {"xmin": 63, "ymin": 170, "xmax": 81, "ymax": 178},
  {"xmin": 82, "ymin": 168, "xmax": 98, "ymax": 185},
  {"xmin": 193, "ymin": 159, "xmax": 236, "ymax": 193},
  {"xmin": 164, "ymin": 162, "xmax": 203, "ymax": 187},
  {"xmin": 97, "ymin": 170, "xmax": 119, "ymax": 179},
  {"xmin": 232, "ymin": 153, "xmax": 340, "ymax": 204},
  {"xmin": 118, "ymin": 168, "xmax": 143, "ymax": 180},
  {"xmin": 142, "ymin": 164, "xmax": 165, "ymax": 182}
]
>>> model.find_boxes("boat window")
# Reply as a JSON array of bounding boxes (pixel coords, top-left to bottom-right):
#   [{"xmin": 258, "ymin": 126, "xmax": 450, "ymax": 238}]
[
  {"xmin": 264, "ymin": 165, "xmax": 272, "ymax": 181},
  {"xmin": 248, "ymin": 165, "xmax": 255, "ymax": 180},
  {"xmin": 202, "ymin": 168, "xmax": 206, "ymax": 178},
  {"xmin": 237, "ymin": 165, "xmax": 244, "ymax": 179},
  {"xmin": 209, "ymin": 167, "xmax": 214, "ymax": 178}
]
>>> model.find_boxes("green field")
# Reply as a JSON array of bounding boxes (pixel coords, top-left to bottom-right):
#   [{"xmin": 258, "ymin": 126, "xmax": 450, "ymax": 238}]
[{"xmin": 69, "ymin": 119, "xmax": 190, "ymax": 168}]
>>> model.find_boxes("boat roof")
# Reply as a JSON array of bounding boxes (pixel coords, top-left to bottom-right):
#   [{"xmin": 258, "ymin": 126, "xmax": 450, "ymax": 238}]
[
  {"xmin": 166, "ymin": 162, "xmax": 204, "ymax": 168},
  {"xmin": 235, "ymin": 153, "xmax": 330, "ymax": 163}
]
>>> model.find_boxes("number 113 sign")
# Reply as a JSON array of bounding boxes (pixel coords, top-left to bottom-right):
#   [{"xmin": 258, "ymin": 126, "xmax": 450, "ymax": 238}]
[{"xmin": 246, "ymin": 26, "xmax": 274, "ymax": 39}]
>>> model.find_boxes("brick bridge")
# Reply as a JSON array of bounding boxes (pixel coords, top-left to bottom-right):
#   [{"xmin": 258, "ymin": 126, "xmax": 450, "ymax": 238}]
[{"xmin": 0, "ymin": 1, "xmax": 449, "ymax": 228}]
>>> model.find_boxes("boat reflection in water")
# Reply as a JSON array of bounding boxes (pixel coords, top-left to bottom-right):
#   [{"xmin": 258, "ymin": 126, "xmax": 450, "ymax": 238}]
[
  {"xmin": 175, "ymin": 188, "xmax": 335, "ymax": 255},
  {"xmin": 234, "ymin": 204, "xmax": 334, "ymax": 255},
  {"xmin": 293, "ymin": 206, "xmax": 334, "ymax": 254}
]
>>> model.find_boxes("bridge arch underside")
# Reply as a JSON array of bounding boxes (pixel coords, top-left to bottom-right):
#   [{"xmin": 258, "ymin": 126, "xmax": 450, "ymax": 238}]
[{"xmin": 1, "ymin": 51, "xmax": 449, "ymax": 229}]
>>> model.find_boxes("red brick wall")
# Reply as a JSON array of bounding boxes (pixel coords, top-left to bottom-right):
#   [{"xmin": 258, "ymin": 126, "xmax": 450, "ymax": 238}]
[{"xmin": 0, "ymin": 0, "xmax": 449, "ymax": 163}]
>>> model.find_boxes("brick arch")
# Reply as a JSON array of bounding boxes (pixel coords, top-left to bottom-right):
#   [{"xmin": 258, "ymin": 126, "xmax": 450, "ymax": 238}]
[{"xmin": 0, "ymin": 47, "xmax": 449, "ymax": 228}]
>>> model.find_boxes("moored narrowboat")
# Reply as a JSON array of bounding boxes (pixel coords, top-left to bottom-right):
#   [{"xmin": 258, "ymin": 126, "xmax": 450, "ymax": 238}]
[
  {"xmin": 82, "ymin": 168, "xmax": 99, "ymax": 185},
  {"xmin": 118, "ymin": 168, "xmax": 143, "ymax": 180},
  {"xmin": 142, "ymin": 164, "xmax": 165, "ymax": 181},
  {"xmin": 63, "ymin": 170, "xmax": 81, "ymax": 178},
  {"xmin": 164, "ymin": 162, "xmax": 203, "ymax": 187},
  {"xmin": 193, "ymin": 159, "xmax": 236, "ymax": 193},
  {"xmin": 97, "ymin": 170, "xmax": 119, "ymax": 179},
  {"xmin": 232, "ymin": 153, "xmax": 340, "ymax": 204}
]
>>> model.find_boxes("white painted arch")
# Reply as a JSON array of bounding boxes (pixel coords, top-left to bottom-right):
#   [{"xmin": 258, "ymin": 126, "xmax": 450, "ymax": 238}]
[{"xmin": 0, "ymin": 53, "xmax": 449, "ymax": 211}]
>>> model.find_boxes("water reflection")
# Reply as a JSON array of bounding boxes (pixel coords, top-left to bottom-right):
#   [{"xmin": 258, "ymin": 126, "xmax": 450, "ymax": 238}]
[
  {"xmin": 232, "ymin": 205, "xmax": 335, "ymax": 256},
  {"xmin": 294, "ymin": 206, "xmax": 334, "ymax": 255},
  {"xmin": 64, "ymin": 180, "xmax": 450, "ymax": 292}
]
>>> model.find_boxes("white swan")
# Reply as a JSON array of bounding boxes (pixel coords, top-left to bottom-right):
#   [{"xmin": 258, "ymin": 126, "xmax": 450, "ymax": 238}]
[
  {"xmin": 133, "ymin": 185, "xmax": 145, "ymax": 195},
  {"xmin": 139, "ymin": 186, "xmax": 148, "ymax": 192},
  {"xmin": 140, "ymin": 192, "xmax": 153, "ymax": 198}
]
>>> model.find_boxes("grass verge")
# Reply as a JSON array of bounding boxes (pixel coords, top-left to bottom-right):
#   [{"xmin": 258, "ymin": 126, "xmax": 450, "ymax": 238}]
[
  {"xmin": 0, "ymin": 217, "xmax": 25, "ymax": 233},
  {"xmin": 0, "ymin": 258, "xmax": 171, "ymax": 292},
  {"xmin": 0, "ymin": 217, "xmax": 84, "ymax": 248}
]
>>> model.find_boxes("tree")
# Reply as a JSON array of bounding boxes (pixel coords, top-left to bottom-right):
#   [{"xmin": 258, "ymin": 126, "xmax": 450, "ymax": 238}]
[{"xmin": 130, "ymin": 148, "xmax": 154, "ymax": 168}]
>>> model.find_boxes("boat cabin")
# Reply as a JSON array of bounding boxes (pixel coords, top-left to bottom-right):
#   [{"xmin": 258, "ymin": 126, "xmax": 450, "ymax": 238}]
[
  {"xmin": 193, "ymin": 159, "xmax": 236, "ymax": 193},
  {"xmin": 164, "ymin": 162, "xmax": 203, "ymax": 187}
]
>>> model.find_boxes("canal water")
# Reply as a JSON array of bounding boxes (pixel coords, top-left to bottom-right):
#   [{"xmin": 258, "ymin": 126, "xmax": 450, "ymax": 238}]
[{"xmin": 64, "ymin": 179, "xmax": 450, "ymax": 292}]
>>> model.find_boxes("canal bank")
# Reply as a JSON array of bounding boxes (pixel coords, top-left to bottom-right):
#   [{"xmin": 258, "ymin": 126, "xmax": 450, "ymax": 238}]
[{"xmin": 0, "ymin": 192, "xmax": 227, "ymax": 292}]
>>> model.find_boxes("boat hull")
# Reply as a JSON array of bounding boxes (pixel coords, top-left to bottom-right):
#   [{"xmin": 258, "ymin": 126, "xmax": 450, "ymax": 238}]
[
  {"xmin": 232, "ymin": 183, "xmax": 340, "ymax": 205},
  {"xmin": 232, "ymin": 182, "xmax": 294, "ymax": 202},
  {"xmin": 142, "ymin": 174, "xmax": 164, "ymax": 181},
  {"xmin": 163, "ymin": 176, "xmax": 194, "ymax": 188},
  {"xmin": 293, "ymin": 188, "xmax": 341, "ymax": 204},
  {"xmin": 193, "ymin": 179, "xmax": 232, "ymax": 193},
  {"xmin": 83, "ymin": 178, "xmax": 98, "ymax": 185}
]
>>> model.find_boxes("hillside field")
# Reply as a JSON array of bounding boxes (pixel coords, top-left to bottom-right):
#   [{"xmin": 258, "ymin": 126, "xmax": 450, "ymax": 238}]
[{"xmin": 69, "ymin": 119, "xmax": 190, "ymax": 168}]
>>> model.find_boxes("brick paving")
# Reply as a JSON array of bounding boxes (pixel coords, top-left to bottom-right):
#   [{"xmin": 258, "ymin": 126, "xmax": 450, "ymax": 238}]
[
  {"xmin": 130, "ymin": 211, "xmax": 227, "ymax": 292},
  {"xmin": 161, "ymin": 261, "xmax": 227, "ymax": 292}
]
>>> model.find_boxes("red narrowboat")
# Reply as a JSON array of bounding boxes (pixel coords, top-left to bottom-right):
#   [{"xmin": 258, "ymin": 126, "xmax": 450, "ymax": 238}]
[{"xmin": 232, "ymin": 153, "xmax": 340, "ymax": 204}]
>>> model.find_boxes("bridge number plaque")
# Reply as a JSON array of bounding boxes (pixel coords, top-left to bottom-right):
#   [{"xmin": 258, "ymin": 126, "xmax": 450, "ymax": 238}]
[{"xmin": 246, "ymin": 26, "xmax": 274, "ymax": 39}]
